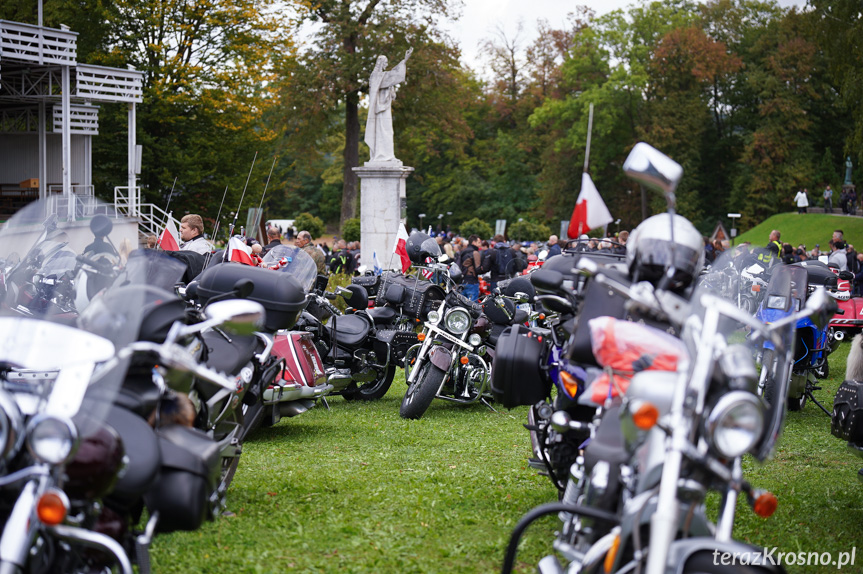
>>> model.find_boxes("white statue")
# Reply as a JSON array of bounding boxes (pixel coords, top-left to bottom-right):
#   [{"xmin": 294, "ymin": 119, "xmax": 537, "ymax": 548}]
[{"xmin": 365, "ymin": 48, "xmax": 412, "ymax": 164}]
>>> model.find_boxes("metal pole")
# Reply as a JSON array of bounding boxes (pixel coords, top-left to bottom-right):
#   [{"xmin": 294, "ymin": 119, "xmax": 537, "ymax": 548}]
[
  {"xmin": 583, "ymin": 103, "xmax": 594, "ymax": 173},
  {"xmin": 62, "ymin": 65, "xmax": 71, "ymax": 221},
  {"xmin": 128, "ymin": 103, "xmax": 136, "ymax": 216}
]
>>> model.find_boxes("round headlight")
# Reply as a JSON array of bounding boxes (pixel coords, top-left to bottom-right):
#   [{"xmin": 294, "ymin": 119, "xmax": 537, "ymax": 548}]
[
  {"xmin": 427, "ymin": 310, "xmax": 441, "ymax": 325},
  {"xmin": 445, "ymin": 308, "xmax": 472, "ymax": 335},
  {"xmin": 469, "ymin": 333, "xmax": 482, "ymax": 347},
  {"xmin": 705, "ymin": 392, "xmax": 764, "ymax": 458},
  {"xmin": 26, "ymin": 415, "xmax": 77, "ymax": 465}
]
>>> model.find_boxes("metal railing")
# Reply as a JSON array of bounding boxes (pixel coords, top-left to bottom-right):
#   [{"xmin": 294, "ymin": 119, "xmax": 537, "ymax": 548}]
[{"xmin": 114, "ymin": 186, "xmax": 180, "ymax": 238}]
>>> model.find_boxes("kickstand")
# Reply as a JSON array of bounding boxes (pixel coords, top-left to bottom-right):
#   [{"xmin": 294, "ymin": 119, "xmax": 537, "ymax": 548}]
[
  {"xmin": 807, "ymin": 391, "xmax": 831, "ymax": 416},
  {"xmin": 320, "ymin": 396, "xmax": 330, "ymax": 411},
  {"xmin": 480, "ymin": 397, "xmax": 499, "ymax": 413}
]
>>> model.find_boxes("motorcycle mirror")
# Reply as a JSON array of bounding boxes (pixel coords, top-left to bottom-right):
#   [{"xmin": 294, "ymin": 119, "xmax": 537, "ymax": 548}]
[
  {"xmin": 623, "ymin": 142, "xmax": 683, "ymax": 208},
  {"xmin": 538, "ymin": 250, "xmax": 549, "ymax": 261},
  {"xmin": 839, "ymin": 270, "xmax": 855, "ymax": 281},
  {"xmin": 530, "ymin": 269, "xmax": 564, "ymax": 291},
  {"xmin": 42, "ymin": 213, "xmax": 58, "ymax": 232},
  {"xmin": 204, "ymin": 299, "xmax": 265, "ymax": 336},
  {"xmin": 232, "ymin": 278, "xmax": 254, "ymax": 299}
]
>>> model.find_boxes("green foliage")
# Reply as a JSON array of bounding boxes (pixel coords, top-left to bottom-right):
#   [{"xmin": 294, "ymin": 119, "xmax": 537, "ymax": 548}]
[
  {"xmin": 507, "ymin": 219, "xmax": 551, "ymax": 242},
  {"xmin": 459, "ymin": 218, "xmax": 494, "ymax": 239},
  {"xmin": 294, "ymin": 212, "xmax": 325, "ymax": 239},
  {"xmin": 342, "ymin": 218, "xmax": 361, "ymax": 242},
  {"xmin": 734, "ymin": 212, "xmax": 863, "ymax": 250}
]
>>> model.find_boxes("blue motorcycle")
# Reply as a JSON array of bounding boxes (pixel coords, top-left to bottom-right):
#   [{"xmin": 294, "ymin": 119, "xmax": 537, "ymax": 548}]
[{"xmin": 756, "ymin": 262, "xmax": 846, "ymax": 413}]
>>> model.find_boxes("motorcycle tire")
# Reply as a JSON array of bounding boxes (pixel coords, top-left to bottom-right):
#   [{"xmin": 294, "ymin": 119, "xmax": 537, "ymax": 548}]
[
  {"xmin": 342, "ymin": 365, "xmax": 397, "ymax": 402},
  {"xmin": 400, "ymin": 361, "xmax": 445, "ymax": 420},
  {"xmin": 788, "ymin": 389, "xmax": 807, "ymax": 412}
]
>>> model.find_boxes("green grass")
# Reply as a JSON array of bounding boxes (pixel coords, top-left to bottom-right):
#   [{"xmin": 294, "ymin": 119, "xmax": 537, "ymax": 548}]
[
  {"xmin": 150, "ymin": 344, "xmax": 863, "ymax": 573},
  {"xmin": 735, "ymin": 212, "xmax": 863, "ymax": 251}
]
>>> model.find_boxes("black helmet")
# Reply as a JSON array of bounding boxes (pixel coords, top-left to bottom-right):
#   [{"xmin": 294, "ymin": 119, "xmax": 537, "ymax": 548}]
[{"xmin": 406, "ymin": 232, "xmax": 441, "ymax": 264}]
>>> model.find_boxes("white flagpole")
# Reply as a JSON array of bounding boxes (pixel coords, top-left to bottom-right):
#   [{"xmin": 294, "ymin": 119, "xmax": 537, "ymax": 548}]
[{"xmin": 584, "ymin": 103, "xmax": 594, "ymax": 174}]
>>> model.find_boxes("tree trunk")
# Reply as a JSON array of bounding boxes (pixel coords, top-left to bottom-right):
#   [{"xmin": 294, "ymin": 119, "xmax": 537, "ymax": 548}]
[{"xmin": 341, "ymin": 90, "xmax": 360, "ymax": 226}]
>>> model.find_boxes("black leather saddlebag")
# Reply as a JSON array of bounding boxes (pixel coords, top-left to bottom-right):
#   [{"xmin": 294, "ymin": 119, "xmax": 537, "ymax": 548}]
[
  {"xmin": 352, "ymin": 274, "xmax": 382, "ymax": 300},
  {"xmin": 145, "ymin": 425, "xmax": 221, "ymax": 532},
  {"xmin": 490, "ymin": 324, "xmax": 550, "ymax": 408},
  {"xmin": 832, "ymin": 380, "xmax": 863, "ymax": 443}
]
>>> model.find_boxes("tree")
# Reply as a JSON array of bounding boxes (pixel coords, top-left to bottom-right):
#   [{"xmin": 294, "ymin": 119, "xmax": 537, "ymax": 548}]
[
  {"xmin": 284, "ymin": 0, "xmax": 458, "ymax": 226},
  {"xmin": 459, "ymin": 218, "xmax": 493, "ymax": 239},
  {"xmin": 295, "ymin": 212, "xmax": 326, "ymax": 239}
]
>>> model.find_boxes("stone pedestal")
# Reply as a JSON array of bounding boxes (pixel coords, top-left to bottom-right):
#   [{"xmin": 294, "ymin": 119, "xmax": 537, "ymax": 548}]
[{"xmin": 353, "ymin": 162, "xmax": 413, "ymax": 270}]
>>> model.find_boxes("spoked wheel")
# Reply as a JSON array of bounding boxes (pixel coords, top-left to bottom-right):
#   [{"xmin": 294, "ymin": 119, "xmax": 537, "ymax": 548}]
[
  {"xmin": 400, "ymin": 361, "xmax": 445, "ymax": 420},
  {"xmin": 343, "ymin": 364, "xmax": 396, "ymax": 401}
]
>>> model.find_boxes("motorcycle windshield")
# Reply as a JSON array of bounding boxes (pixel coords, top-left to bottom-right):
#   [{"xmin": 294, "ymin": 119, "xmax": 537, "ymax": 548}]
[
  {"xmin": 261, "ymin": 245, "xmax": 318, "ymax": 292},
  {"xmin": 690, "ymin": 249, "xmax": 797, "ymax": 461},
  {"xmin": 0, "ymin": 197, "xmax": 156, "ymax": 436}
]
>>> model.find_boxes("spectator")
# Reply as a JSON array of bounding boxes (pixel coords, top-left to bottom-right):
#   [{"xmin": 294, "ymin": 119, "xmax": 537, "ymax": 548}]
[
  {"xmin": 329, "ymin": 239, "xmax": 357, "ymax": 275},
  {"xmin": 855, "ymin": 253, "xmax": 863, "ymax": 296},
  {"xmin": 546, "ymin": 235, "xmax": 562, "ymax": 258},
  {"xmin": 824, "ymin": 185, "xmax": 834, "ymax": 213},
  {"xmin": 829, "ymin": 240, "xmax": 848, "ymax": 271},
  {"xmin": 179, "ymin": 214, "xmax": 213, "ymax": 255},
  {"xmin": 756, "ymin": 229, "xmax": 781, "ymax": 266},
  {"xmin": 457, "ymin": 235, "xmax": 485, "ymax": 301},
  {"xmin": 297, "ymin": 230, "xmax": 327, "ymax": 274},
  {"xmin": 261, "ymin": 227, "xmax": 282, "ymax": 255},
  {"xmin": 146, "ymin": 234, "xmax": 157, "ymax": 249},
  {"xmin": 781, "ymin": 243, "xmax": 796, "ymax": 265},
  {"xmin": 848, "ymin": 243, "xmax": 859, "ymax": 274},
  {"xmin": 810, "ymin": 244, "xmax": 821, "ymax": 259},
  {"xmin": 793, "ymin": 189, "xmax": 809, "ymax": 214},
  {"xmin": 850, "ymin": 188, "xmax": 858, "ymax": 215}
]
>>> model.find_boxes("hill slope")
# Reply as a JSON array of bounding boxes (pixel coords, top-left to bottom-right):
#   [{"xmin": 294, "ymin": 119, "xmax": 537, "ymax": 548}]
[{"xmin": 733, "ymin": 212, "xmax": 863, "ymax": 250}]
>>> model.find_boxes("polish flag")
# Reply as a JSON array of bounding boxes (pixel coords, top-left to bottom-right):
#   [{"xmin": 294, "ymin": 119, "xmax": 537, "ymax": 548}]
[
  {"xmin": 393, "ymin": 224, "xmax": 411, "ymax": 273},
  {"xmin": 227, "ymin": 236, "xmax": 255, "ymax": 266},
  {"xmin": 568, "ymin": 173, "xmax": 613, "ymax": 239},
  {"xmin": 159, "ymin": 216, "xmax": 180, "ymax": 251}
]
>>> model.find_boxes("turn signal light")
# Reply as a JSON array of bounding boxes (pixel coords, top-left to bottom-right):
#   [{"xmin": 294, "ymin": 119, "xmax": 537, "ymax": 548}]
[
  {"xmin": 604, "ymin": 532, "xmax": 621, "ymax": 573},
  {"xmin": 37, "ymin": 489, "xmax": 69, "ymax": 526},
  {"xmin": 417, "ymin": 333, "xmax": 426, "ymax": 342},
  {"xmin": 539, "ymin": 313, "xmax": 546, "ymax": 320},
  {"xmin": 752, "ymin": 285, "xmax": 761, "ymax": 292},
  {"xmin": 632, "ymin": 401, "xmax": 660, "ymax": 430},
  {"xmin": 460, "ymin": 356, "xmax": 469, "ymax": 365},
  {"xmin": 560, "ymin": 371, "xmax": 580, "ymax": 399},
  {"xmin": 752, "ymin": 491, "xmax": 778, "ymax": 518}
]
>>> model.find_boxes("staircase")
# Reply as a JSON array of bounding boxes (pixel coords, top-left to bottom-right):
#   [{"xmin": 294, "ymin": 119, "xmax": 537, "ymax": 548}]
[{"xmin": 114, "ymin": 186, "xmax": 181, "ymax": 246}]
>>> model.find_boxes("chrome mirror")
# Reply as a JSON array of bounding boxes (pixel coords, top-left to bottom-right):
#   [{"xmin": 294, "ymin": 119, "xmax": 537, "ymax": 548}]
[
  {"xmin": 204, "ymin": 300, "xmax": 265, "ymax": 335},
  {"xmin": 623, "ymin": 142, "xmax": 683, "ymax": 197}
]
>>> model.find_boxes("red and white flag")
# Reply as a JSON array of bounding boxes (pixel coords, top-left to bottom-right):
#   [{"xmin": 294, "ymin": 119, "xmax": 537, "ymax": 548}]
[
  {"xmin": 568, "ymin": 172, "xmax": 613, "ymax": 239},
  {"xmin": 159, "ymin": 216, "xmax": 180, "ymax": 251},
  {"xmin": 393, "ymin": 223, "xmax": 411, "ymax": 273},
  {"xmin": 421, "ymin": 257, "xmax": 434, "ymax": 280},
  {"xmin": 227, "ymin": 236, "xmax": 255, "ymax": 266}
]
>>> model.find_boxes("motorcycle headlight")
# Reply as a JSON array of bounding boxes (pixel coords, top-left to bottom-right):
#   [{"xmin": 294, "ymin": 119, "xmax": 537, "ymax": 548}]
[
  {"xmin": 26, "ymin": 415, "xmax": 78, "ymax": 465},
  {"xmin": 427, "ymin": 310, "xmax": 441, "ymax": 325},
  {"xmin": 468, "ymin": 333, "xmax": 482, "ymax": 347},
  {"xmin": 705, "ymin": 392, "xmax": 764, "ymax": 458},
  {"xmin": 444, "ymin": 308, "xmax": 472, "ymax": 335}
]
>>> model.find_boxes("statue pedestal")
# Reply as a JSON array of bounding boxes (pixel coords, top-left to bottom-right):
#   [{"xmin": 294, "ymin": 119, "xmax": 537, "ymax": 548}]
[{"xmin": 353, "ymin": 163, "xmax": 413, "ymax": 270}]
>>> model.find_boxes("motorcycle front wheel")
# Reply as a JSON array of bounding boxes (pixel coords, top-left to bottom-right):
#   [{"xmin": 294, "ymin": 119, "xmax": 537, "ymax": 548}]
[
  {"xmin": 399, "ymin": 361, "xmax": 445, "ymax": 420},
  {"xmin": 343, "ymin": 364, "xmax": 396, "ymax": 401}
]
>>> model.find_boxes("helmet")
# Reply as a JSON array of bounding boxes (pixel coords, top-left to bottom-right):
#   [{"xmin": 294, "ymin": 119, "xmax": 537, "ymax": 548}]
[
  {"xmin": 406, "ymin": 232, "xmax": 441, "ymax": 264},
  {"xmin": 626, "ymin": 213, "xmax": 704, "ymax": 293}
]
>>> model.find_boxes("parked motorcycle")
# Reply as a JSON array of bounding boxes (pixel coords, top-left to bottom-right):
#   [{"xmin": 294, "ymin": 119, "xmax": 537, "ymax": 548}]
[{"xmin": 502, "ymin": 143, "xmax": 837, "ymax": 574}]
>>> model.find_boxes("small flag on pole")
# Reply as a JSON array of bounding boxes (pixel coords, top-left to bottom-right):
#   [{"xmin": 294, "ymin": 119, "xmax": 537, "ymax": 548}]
[
  {"xmin": 393, "ymin": 224, "xmax": 411, "ymax": 273},
  {"xmin": 567, "ymin": 173, "xmax": 613, "ymax": 239},
  {"xmin": 159, "ymin": 215, "xmax": 180, "ymax": 251},
  {"xmin": 227, "ymin": 236, "xmax": 255, "ymax": 266},
  {"xmin": 373, "ymin": 252, "xmax": 382, "ymax": 276}
]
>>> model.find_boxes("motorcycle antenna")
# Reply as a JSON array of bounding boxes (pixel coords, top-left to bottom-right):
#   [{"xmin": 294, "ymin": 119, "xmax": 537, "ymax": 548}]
[
  {"xmin": 254, "ymin": 155, "xmax": 278, "ymax": 241},
  {"xmin": 205, "ymin": 184, "xmax": 230, "ymax": 268},
  {"xmin": 227, "ymin": 151, "xmax": 258, "ymax": 241},
  {"xmin": 164, "ymin": 176, "xmax": 178, "ymax": 215}
]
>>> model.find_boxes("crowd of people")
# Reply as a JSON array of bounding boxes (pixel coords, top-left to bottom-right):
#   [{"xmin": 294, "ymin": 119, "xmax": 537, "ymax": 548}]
[{"xmin": 792, "ymin": 184, "xmax": 859, "ymax": 215}]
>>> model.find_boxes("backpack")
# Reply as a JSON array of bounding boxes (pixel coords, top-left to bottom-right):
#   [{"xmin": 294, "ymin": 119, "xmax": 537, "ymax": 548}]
[
  {"xmin": 494, "ymin": 245, "xmax": 517, "ymax": 278},
  {"xmin": 459, "ymin": 246, "xmax": 478, "ymax": 278}
]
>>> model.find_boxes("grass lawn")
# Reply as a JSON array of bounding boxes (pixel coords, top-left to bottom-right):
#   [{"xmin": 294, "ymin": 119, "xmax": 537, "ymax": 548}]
[
  {"xmin": 735, "ymin": 212, "xmax": 863, "ymax": 251},
  {"xmin": 150, "ymin": 341, "xmax": 863, "ymax": 573}
]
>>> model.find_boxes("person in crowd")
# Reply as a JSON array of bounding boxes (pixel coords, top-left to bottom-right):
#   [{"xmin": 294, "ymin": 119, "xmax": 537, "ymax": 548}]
[
  {"xmin": 829, "ymin": 240, "xmax": 848, "ymax": 271},
  {"xmin": 793, "ymin": 189, "xmax": 809, "ymax": 214},
  {"xmin": 261, "ymin": 227, "xmax": 282, "ymax": 255},
  {"xmin": 546, "ymin": 235, "xmax": 562, "ymax": 258},
  {"xmin": 329, "ymin": 239, "xmax": 357, "ymax": 275},
  {"xmin": 179, "ymin": 214, "xmax": 213, "ymax": 255},
  {"xmin": 781, "ymin": 243, "xmax": 797, "ymax": 264},
  {"xmin": 296, "ymin": 230, "xmax": 327, "ymax": 274},
  {"xmin": 847, "ymin": 243, "xmax": 859, "ymax": 274},
  {"xmin": 841, "ymin": 188, "xmax": 850, "ymax": 214},
  {"xmin": 458, "ymin": 234, "xmax": 485, "ymax": 301},
  {"xmin": 824, "ymin": 184, "xmax": 834, "ymax": 213},
  {"xmin": 850, "ymin": 188, "xmax": 858, "ymax": 215},
  {"xmin": 810, "ymin": 244, "xmax": 821, "ymax": 259},
  {"xmin": 797, "ymin": 248, "xmax": 809, "ymax": 261},
  {"xmin": 756, "ymin": 229, "xmax": 782, "ymax": 266},
  {"xmin": 855, "ymin": 253, "xmax": 863, "ymax": 296},
  {"xmin": 704, "ymin": 237, "xmax": 715, "ymax": 263},
  {"xmin": 146, "ymin": 234, "xmax": 157, "ymax": 249}
]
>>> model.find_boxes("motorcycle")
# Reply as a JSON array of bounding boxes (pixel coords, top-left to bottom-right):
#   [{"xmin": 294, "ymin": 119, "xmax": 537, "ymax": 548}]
[
  {"xmin": 502, "ymin": 143, "xmax": 837, "ymax": 574},
  {"xmin": 756, "ymin": 261, "xmax": 849, "ymax": 413}
]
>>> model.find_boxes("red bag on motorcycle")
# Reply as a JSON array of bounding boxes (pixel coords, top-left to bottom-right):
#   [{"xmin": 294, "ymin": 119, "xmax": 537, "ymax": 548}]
[{"xmin": 586, "ymin": 316, "xmax": 688, "ymax": 403}]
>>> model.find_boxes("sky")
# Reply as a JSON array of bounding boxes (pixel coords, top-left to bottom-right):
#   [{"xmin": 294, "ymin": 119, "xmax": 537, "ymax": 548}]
[{"xmin": 448, "ymin": 0, "xmax": 806, "ymax": 72}]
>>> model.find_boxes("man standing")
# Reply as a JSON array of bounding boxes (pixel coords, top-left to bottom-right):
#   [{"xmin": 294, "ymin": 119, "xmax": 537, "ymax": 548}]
[
  {"xmin": 179, "ymin": 214, "xmax": 213, "ymax": 255},
  {"xmin": 829, "ymin": 241, "xmax": 848, "ymax": 271},
  {"xmin": 756, "ymin": 229, "xmax": 782, "ymax": 266},
  {"xmin": 824, "ymin": 185, "xmax": 834, "ymax": 213},
  {"xmin": 296, "ymin": 230, "xmax": 327, "ymax": 274},
  {"xmin": 329, "ymin": 239, "xmax": 357, "ymax": 275},
  {"xmin": 458, "ymin": 235, "xmax": 485, "ymax": 301},
  {"xmin": 546, "ymin": 235, "xmax": 562, "ymax": 258},
  {"xmin": 261, "ymin": 227, "xmax": 282, "ymax": 255}
]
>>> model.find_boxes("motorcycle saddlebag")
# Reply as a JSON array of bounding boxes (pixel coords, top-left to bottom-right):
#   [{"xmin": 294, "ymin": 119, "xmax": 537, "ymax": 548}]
[
  {"xmin": 352, "ymin": 274, "xmax": 382, "ymax": 300},
  {"xmin": 196, "ymin": 262, "xmax": 308, "ymax": 332},
  {"xmin": 490, "ymin": 324, "xmax": 550, "ymax": 408},
  {"xmin": 144, "ymin": 425, "xmax": 221, "ymax": 533},
  {"xmin": 832, "ymin": 379, "xmax": 863, "ymax": 443},
  {"xmin": 377, "ymin": 272, "xmax": 446, "ymax": 319}
]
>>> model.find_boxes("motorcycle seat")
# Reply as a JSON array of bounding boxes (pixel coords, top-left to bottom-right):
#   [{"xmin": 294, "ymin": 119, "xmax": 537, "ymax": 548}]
[
  {"xmin": 368, "ymin": 306, "xmax": 398, "ymax": 325},
  {"xmin": 488, "ymin": 322, "xmax": 507, "ymax": 347},
  {"xmin": 583, "ymin": 406, "xmax": 629, "ymax": 472},
  {"xmin": 512, "ymin": 308, "xmax": 529, "ymax": 324},
  {"xmin": 332, "ymin": 313, "xmax": 372, "ymax": 348},
  {"xmin": 203, "ymin": 330, "xmax": 260, "ymax": 376}
]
